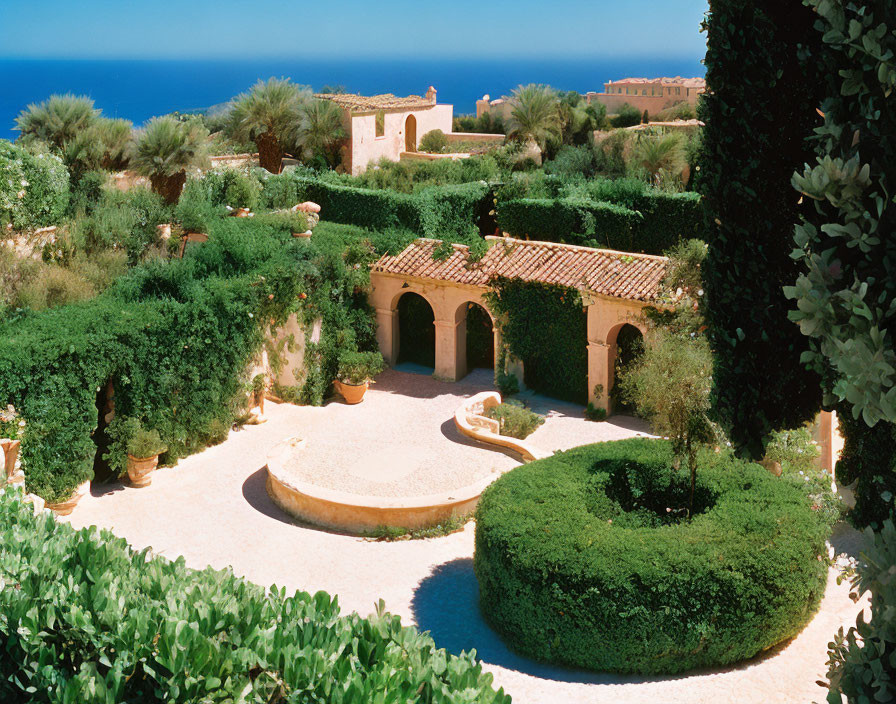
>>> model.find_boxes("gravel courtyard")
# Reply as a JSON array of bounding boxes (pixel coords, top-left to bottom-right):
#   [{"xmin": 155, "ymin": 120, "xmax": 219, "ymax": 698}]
[{"xmin": 64, "ymin": 369, "xmax": 866, "ymax": 704}]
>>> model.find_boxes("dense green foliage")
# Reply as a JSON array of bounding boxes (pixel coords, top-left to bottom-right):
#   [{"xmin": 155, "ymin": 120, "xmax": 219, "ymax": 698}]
[
  {"xmin": 474, "ymin": 438, "xmax": 833, "ymax": 674},
  {"xmin": 485, "ymin": 279, "xmax": 587, "ymax": 403},
  {"xmin": 0, "ymin": 140, "xmax": 70, "ymax": 230},
  {"xmin": 337, "ymin": 349, "xmax": 385, "ymax": 385},
  {"xmin": 0, "ymin": 488, "xmax": 511, "ymax": 704},
  {"xmin": 419, "ymin": 129, "xmax": 449, "ymax": 154},
  {"xmin": 264, "ymin": 171, "xmax": 489, "ymax": 249},
  {"xmin": 697, "ymin": 0, "xmax": 823, "ymax": 458},
  {"xmin": 787, "ymin": 0, "xmax": 895, "ymax": 430},
  {"xmin": 497, "ymin": 176, "xmax": 702, "ymax": 253},
  {"xmin": 825, "ymin": 519, "xmax": 896, "ymax": 703},
  {"xmin": 610, "ymin": 103, "xmax": 641, "ymax": 128},
  {"xmin": 0, "ymin": 218, "xmax": 376, "ymax": 502},
  {"xmin": 836, "ymin": 409, "xmax": 896, "ymax": 529},
  {"xmin": 483, "ymin": 400, "xmax": 544, "ymax": 439}
]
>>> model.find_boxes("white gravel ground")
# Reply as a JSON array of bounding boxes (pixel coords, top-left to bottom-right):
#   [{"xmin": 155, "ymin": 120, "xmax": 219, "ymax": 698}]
[{"xmin": 63, "ymin": 369, "xmax": 867, "ymax": 704}]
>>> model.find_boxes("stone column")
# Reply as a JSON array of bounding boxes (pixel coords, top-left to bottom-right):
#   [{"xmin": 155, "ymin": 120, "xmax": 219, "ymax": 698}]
[
  {"xmin": 587, "ymin": 341, "xmax": 616, "ymax": 413},
  {"xmin": 434, "ymin": 319, "xmax": 461, "ymax": 381},
  {"xmin": 813, "ymin": 410, "xmax": 835, "ymax": 474},
  {"xmin": 375, "ymin": 308, "xmax": 398, "ymax": 366}
]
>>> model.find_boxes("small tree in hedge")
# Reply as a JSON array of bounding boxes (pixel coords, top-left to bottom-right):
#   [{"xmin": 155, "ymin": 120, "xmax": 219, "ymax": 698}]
[
  {"xmin": 697, "ymin": 0, "xmax": 823, "ymax": 458},
  {"xmin": 229, "ymin": 78, "xmax": 309, "ymax": 174},
  {"xmin": 610, "ymin": 103, "xmax": 641, "ymax": 128},
  {"xmin": 619, "ymin": 330, "xmax": 715, "ymax": 515},
  {"xmin": 130, "ymin": 116, "xmax": 210, "ymax": 204}
]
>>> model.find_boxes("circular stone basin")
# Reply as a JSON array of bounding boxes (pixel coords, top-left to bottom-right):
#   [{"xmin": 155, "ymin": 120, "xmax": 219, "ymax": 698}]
[{"xmin": 265, "ymin": 437, "xmax": 515, "ymax": 534}]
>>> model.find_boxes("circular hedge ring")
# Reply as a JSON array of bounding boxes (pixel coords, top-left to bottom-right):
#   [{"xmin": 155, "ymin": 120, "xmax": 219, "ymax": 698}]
[{"xmin": 474, "ymin": 438, "xmax": 832, "ymax": 675}]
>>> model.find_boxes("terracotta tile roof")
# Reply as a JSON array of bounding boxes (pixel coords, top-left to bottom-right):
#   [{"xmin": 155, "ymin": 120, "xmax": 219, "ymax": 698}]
[
  {"xmin": 314, "ymin": 92, "xmax": 433, "ymax": 112},
  {"xmin": 606, "ymin": 76, "xmax": 706, "ymax": 89},
  {"xmin": 371, "ymin": 236, "xmax": 669, "ymax": 302}
]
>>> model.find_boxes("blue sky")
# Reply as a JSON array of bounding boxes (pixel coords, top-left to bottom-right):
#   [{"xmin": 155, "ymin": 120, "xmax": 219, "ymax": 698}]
[{"xmin": 1, "ymin": 0, "xmax": 709, "ymax": 59}]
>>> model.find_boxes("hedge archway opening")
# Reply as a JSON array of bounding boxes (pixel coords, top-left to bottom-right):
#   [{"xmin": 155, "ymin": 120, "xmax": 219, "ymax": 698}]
[
  {"xmin": 474, "ymin": 438, "xmax": 832, "ymax": 675},
  {"xmin": 397, "ymin": 292, "xmax": 435, "ymax": 369},
  {"xmin": 610, "ymin": 323, "xmax": 645, "ymax": 413}
]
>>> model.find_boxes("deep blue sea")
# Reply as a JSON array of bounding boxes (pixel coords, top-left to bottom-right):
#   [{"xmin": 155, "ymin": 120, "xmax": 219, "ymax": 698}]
[{"xmin": 0, "ymin": 56, "xmax": 705, "ymax": 141}]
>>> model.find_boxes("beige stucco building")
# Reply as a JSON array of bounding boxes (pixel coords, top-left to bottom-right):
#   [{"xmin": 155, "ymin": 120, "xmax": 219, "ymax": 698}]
[
  {"xmin": 316, "ymin": 87, "xmax": 454, "ymax": 175},
  {"xmin": 586, "ymin": 76, "xmax": 706, "ymax": 114},
  {"xmin": 369, "ymin": 236, "xmax": 668, "ymax": 415}
]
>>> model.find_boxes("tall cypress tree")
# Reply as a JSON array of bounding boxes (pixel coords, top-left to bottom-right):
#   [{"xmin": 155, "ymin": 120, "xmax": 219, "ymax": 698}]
[{"xmin": 698, "ymin": 1, "xmax": 823, "ymax": 457}]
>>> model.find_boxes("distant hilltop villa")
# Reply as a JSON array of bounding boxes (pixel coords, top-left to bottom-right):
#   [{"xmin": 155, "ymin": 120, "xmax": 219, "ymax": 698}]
[{"xmin": 476, "ymin": 76, "xmax": 706, "ymax": 119}]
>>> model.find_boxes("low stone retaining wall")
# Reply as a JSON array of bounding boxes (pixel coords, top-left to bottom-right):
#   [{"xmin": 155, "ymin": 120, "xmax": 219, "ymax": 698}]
[
  {"xmin": 453, "ymin": 392, "xmax": 550, "ymax": 463},
  {"xmin": 446, "ymin": 132, "xmax": 505, "ymax": 144},
  {"xmin": 265, "ymin": 437, "xmax": 499, "ymax": 534}
]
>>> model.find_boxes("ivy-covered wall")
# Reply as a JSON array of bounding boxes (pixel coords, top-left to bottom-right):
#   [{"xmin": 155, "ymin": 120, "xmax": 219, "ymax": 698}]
[
  {"xmin": 485, "ymin": 278, "xmax": 588, "ymax": 404},
  {"xmin": 0, "ymin": 219, "xmax": 377, "ymax": 502},
  {"xmin": 697, "ymin": 0, "xmax": 823, "ymax": 458}
]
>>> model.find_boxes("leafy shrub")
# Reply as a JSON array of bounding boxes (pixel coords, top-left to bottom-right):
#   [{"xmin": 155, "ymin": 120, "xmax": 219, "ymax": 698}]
[
  {"xmin": 252, "ymin": 209, "xmax": 309, "ymax": 235},
  {"xmin": 106, "ymin": 416, "xmax": 167, "ymax": 469},
  {"xmin": 484, "ymin": 400, "xmax": 544, "ymax": 439},
  {"xmin": 0, "ymin": 140, "xmax": 70, "ymax": 230},
  {"xmin": 198, "ymin": 168, "xmax": 263, "ymax": 210},
  {"xmin": 419, "ymin": 129, "xmax": 449, "ymax": 153},
  {"xmin": 67, "ymin": 169, "xmax": 107, "ymax": 216},
  {"xmin": 0, "ymin": 488, "xmax": 511, "ymax": 703},
  {"xmin": 474, "ymin": 438, "xmax": 834, "ymax": 674},
  {"xmin": 543, "ymin": 144, "xmax": 596, "ymax": 178},
  {"xmin": 72, "ymin": 188, "xmax": 170, "ymax": 262},
  {"xmin": 337, "ymin": 349, "xmax": 385, "ymax": 385},
  {"xmin": 825, "ymin": 519, "xmax": 896, "ymax": 703},
  {"xmin": 610, "ymin": 103, "xmax": 642, "ymax": 128}
]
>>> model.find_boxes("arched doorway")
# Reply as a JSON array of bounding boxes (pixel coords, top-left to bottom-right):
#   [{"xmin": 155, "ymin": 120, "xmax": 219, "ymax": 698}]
[
  {"xmin": 397, "ymin": 292, "xmax": 435, "ymax": 369},
  {"xmin": 610, "ymin": 323, "xmax": 645, "ymax": 413},
  {"xmin": 405, "ymin": 115, "xmax": 417, "ymax": 152},
  {"xmin": 464, "ymin": 302, "xmax": 494, "ymax": 376}
]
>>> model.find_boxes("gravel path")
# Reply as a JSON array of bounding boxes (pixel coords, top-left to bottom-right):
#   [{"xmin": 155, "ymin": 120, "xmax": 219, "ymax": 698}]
[{"xmin": 62, "ymin": 370, "xmax": 866, "ymax": 704}]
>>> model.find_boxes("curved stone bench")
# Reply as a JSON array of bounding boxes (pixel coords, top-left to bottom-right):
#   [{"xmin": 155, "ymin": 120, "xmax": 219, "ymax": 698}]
[
  {"xmin": 265, "ymin": 437, "xmax": 503, "ymax": 535},
  {"xmin": 453, "ymin": 392, "xmax": 551, "ymax": 463}
]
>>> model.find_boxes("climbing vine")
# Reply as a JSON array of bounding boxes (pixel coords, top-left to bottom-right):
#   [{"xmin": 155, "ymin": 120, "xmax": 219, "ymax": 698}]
[{"xmin": 485, "ymin": 278, "xmax": 587, "ymax": 404}]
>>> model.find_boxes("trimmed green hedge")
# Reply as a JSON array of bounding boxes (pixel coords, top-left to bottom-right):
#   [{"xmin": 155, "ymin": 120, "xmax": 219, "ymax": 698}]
[
  {"xmin": 262, "ymin": 172, "xmax": 488, "ymax": 242},
  {"xmin": 497, "ymin": 189, "xmax": 701, "ymax": 254},
  {"xmin": 474, "ymin": 438, "xmax": 832, "ymax": 675},
  {"xmin": 0, "ymin": 488, "xmax": 511, "ymax": 703},
  {"xmin": 496, "ymin": 198, "xmax": 643, "ymax": 250}
]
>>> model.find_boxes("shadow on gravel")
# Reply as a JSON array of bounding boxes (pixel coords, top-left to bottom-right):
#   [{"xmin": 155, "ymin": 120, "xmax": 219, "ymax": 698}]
[{"xmin": 411, "ymin": 557, "xmax": 801, "ymax": 686}]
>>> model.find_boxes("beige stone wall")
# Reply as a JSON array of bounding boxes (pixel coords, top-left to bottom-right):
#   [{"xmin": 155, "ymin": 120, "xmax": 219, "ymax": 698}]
[
  {"xmin": 369, "ymin": 270, "xmax": 651, "ymax": 411},
  {"xmin": 347, "ymin": 104, "xmax": 454, "ymax": 175}
]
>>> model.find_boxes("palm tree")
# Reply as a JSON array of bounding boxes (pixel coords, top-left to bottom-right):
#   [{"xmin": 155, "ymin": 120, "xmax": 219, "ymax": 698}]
[
  {"xmin": 64, "ymin": 118, "xmax": 133, "ymax": 181},
  {"xmin": 507, "ymin": 84, "xmax": 561, "ymax": 160},
  {"xmin": 294, "ymin": 99, "xmax": 347, "ymax": 168},
  {"xmin": 130, "ymin": 117, "xmax": 210, "ymax": 204},
  {"xmin": 632, "ymin": 133, "xmax": 686, "ymax": 184},
  {"xmin": 228, "ymin": 78, "xmax": 309, "ymax": 173},
  {"xmin": 15, "ymin": 94, "xmax": 100, "ymax": 151}
]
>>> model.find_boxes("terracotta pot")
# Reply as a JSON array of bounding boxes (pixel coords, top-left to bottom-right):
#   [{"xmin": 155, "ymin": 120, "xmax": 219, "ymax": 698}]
[
  {"xmin": 127, "ymin": 454, "xmax": 159, "ymax": 488},
  {"xmin": 335, "ymin": 379, "xmax": 368, "ymax": 404},
  {"xmin": 46, "ymin": 480, "xmax": 90, "ymax": 516},
  {"xmin": 1, "ymin": 438, "xmax": 20, "ymax": 481}
]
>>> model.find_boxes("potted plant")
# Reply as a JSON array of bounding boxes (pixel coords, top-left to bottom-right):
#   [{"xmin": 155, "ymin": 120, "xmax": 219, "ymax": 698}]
[
  {"xmin": 334, "ymin": 350, "xmax": 385, "ymax": 404},
  {"xmin": 109, "ymin": 418, "xmax": 167, "ymax": 488}
]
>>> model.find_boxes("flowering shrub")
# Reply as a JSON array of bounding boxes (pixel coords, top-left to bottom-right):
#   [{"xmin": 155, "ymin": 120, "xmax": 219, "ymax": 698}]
[{"xmin": 0, "ymin": 140, "xmax": 70, "ymax": 230}]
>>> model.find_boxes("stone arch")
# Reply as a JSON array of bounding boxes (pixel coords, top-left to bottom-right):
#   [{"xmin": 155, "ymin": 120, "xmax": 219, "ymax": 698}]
[
  {"xmin": 607, "ymin": 323, "xmax": 646, "ymax": 413},
  {"xmin": 454, "ymin": 300, "xmax": 497, "ymax": 379},
  {"xmin": 396, "ymin": 291, "xmax": 435, "ymax": 369},
  {"xmin": 405, "ymin": 114, "xmax": 417, "ymax": 152}
]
